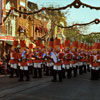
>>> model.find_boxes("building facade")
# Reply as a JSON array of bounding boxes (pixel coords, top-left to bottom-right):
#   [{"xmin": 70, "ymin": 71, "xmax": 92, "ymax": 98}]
[{"xmin": 28, "ymin": 1, "xmax": 49, "ymax": 41}]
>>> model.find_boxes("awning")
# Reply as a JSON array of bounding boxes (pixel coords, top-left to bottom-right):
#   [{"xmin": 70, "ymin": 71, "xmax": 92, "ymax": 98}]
[
  {"xmin": 6, "ymin": 41, "xmax": 13, "ymax": 45},
  {"xmin": 0, "ymin": 36, "xmax": 16, "ymax": 41}
]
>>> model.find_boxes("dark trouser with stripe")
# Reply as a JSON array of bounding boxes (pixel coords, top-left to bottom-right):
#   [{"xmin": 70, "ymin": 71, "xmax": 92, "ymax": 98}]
[
  {"xmin": 62, "ymin": 68, "xmax": 66, "ymax": 78},
  {"xmin": 52, "ymin": 70, "xmax": 62, "ymax": 82},
  {"xmin": 67, "ymin": 68, "xmax": 72, "ymax": 79},
  {"xmin": 73, "ymin": 67, "xmax": 77, "ymax": 77},
  {"xmin": 33, "ymin": 68, "xmax": 42, "ymax": 78},
  {"xmin": 45, "ymin": 66, "xmax": 49, "ymax": 76},
  {"xmin": 45, "ymin": 66, "xmax": 53, "ymax": 76},
  {"xmin": 19, "ymin": 70, "xmax": 30, "ymax": 81},
  {"xmin": 91, "ymin": 69, "xmax": 99, "ymax": 80},
  {"xmin": 87, "ymin": 64, "xmax": 90, "ymax": 72},
  {"xmin": 33, "ymin": 68, "xmax": 37, "ymax": 78},
  {"xmin": 9, "ymin": 67, "xmax": 14, "ymax": 77},
  {"xmin": 79, "ymin": 65, "xmax": 83, "ymax": 75},
  {"xmin": 38, "ymin": 68, "xmax": 42, "ymax": 78},
  {"xmin": 10, "ymin": 67, "xmax": 19, "ymax": 78},
  {"xmin": 83, "ymin": 64, "xmax": 87, "ymax": 73},
  {"xmin": 42, "ymin": 63, "xmax": 46, "ymax": 72},
  {"xmin": 28, "ymin": 65, "xmax": 33, "ymax": 74}
]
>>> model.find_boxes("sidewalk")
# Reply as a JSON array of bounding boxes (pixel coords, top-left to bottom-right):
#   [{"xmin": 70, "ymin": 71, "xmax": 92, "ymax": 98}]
[{"xmin": 0, "ymin": 75, "xmax": 9, "ymax": 78}]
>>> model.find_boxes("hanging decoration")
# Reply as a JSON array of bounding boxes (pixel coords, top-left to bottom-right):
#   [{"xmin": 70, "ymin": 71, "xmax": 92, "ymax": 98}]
[
  {"xmin": 3, "ymin": 0, "xmax": 100, "ymax": 31},
  {"xmin": 55, "ymin": 19, "xmax": 100, "ymax": 28},
  {"xmin": 3, "ymin": 0, "xmax": 100, "ymax": 22},
  {"xmin": 3, "ymin": 10, "xmax": 11, "ymax": 22}
]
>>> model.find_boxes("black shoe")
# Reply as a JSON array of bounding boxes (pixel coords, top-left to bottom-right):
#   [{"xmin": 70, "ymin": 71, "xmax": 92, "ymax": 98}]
[
  {"xmin": 74, "ymin": 75, "xmax": 77, "ymax": 77},
  {"xmin": 84, "ymin": 71, "xmax": 87, "ymax": 73},
  {"xmin": 68, "ymin": 75, "xmax": 72, "ymax": 79},
  {"xmin": 25, "ymin": 79, "xmax": 30, "ymax": 81},
  {"xmin": 59, "ymin": 80, "xmax": 63, "ymax": 82},
  {"xmin": 51, "ymin": 79, "xmax": 57, "ymax": 82},
  {"xmin": 90, "ymin": 77, "xmax": 94, "ymax": 80},
  {"xmin": 38, "ymin": 76, "xmax": 42, "ymax": 78},
  {"xmin": 33, "ymin": 76, "xmax": 37, "ymax": 78},
  {"xmin": 44, "ymin": 73, "xmax": 49, "ymax": 76},
  {"xmin": 18, "ymin": 79, "xmax": 24, "ymax": 82},
  {"xmin": 63, "ymin": 76, "xmax": 66, "ymax": 79},
  {"xmin": 9, "ymin": 76, "xmax": 13, "ymax": 78},
  {"xmin": 79, "ymin": 72, "xmax": 83, "ymax": 75}
]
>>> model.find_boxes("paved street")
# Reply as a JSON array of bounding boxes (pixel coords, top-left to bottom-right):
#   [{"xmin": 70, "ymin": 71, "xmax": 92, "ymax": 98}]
[{"xmin": 0, "ymin": 72, "xmax": 100, "ymax": 100}]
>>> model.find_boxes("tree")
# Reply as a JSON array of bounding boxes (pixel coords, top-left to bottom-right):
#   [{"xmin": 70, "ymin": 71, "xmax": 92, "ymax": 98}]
[{"xmin": 45, "ymin": 6, "xmax": 67, "ymax": 38}]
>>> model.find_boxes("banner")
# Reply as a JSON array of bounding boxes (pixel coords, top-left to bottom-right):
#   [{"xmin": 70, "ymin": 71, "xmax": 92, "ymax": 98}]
[
  {"xmin": 0, "ymin": 0, "xmax": 2, "ymax": 25},
  {"xmin": 0, "ymin": 36, "xmax": 16, "ymax": 41}
]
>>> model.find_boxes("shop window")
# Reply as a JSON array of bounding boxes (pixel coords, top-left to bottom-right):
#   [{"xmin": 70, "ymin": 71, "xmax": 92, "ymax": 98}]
[
  {"xmin": 19, "ymin": 13, "xmax": 21, "ymax": 17},
  {"xmin": 24, "ymin": 8, "xmax": 27, "ymax": 12},
  {"xmin": 23, "ymin": 14, "xmax": 27, "ymax": 19},
  {"xmin": 19, "ymin": 7, "xmax": 21, "ymax": 11},
  {"xmin": 19, "ymin": 7, "xmax": 22, "ymax": 17}
]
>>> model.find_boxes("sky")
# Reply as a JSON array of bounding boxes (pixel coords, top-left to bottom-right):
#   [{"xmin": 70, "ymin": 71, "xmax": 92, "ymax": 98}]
[{"xmin": 28, "ymin": 0, "xmax": 100, "ymax": 35}]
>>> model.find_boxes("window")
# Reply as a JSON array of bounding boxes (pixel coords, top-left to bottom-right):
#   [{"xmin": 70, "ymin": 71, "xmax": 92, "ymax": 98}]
[
  {"xmin": 23, "ymin": 14, "xmax": 27, "ymax": 19},
  {"xmin": 24, "ymin": 8, "xmax": 27, "ymax": 12},
  {"xmin": 19, "ymin": 7, "xmax": 22, "ymax": 17},
  {"xmin": 19, "ymin": 7, "xmax": 21, "ymax": 11}
]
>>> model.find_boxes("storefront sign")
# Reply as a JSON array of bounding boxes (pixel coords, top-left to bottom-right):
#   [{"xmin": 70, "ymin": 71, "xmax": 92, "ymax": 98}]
[{"xmin": 0, "ymin": 36, "xmax": 16, "ymax": 41}]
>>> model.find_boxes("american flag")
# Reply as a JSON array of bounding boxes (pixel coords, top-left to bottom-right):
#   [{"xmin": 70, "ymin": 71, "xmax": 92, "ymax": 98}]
[{"xmin": 51, "ymin": 52, "xmax": 57, "ymax": 63}]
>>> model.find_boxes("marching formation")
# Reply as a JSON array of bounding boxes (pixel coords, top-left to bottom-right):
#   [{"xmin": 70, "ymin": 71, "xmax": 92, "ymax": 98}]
[{"xmin": 8, "ymin": 37, "xmax": 100, "ymax": 82}]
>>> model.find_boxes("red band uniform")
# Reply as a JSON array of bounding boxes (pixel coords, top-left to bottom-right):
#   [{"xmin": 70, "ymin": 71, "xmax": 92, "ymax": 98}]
[
  {"xmin": 62, "ymin": 40, "xmax": 72, "ymax": 79},
  {"xmin": 33, "ymin": 40, "xmax": 42, "ymax": 78},
  {"xmin": 89, "ymin": 42, "xmax": 100, "ymax": 80},
  {"xmin": 44, "ymin": 38, "xmax": 54, "ymax": 76},
  {"xmin": 52, "ymin": 38, "xmax": 64, "ymax": 82},
  {"xmin": 70, "ymin": 41, "xmax": 79, "ymax": 77},
  {"xmin": 18, "ymin": 40, "xmax": 30, "ymax": 81},
  {"xmin": 9, "ymin": 40, "xmax": 19, "ymax": 78},
  {"xmin": 27, "ymin": 43, "xmax": 34, "ymax": 74}
]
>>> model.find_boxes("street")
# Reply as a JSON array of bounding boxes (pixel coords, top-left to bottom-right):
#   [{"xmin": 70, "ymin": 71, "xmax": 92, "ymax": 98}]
[
  {"xmin": 0, "ymin": 72, "xmax": 100, "ymax": 100},
  {"xmin": 0, "ymin": 0, "xmax": 100, "ymax": 100}
]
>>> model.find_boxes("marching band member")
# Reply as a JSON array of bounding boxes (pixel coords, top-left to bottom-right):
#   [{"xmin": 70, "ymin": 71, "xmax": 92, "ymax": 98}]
[
  {"xmin": 33, "ymin": 40, "xmax": 42, "ymax": 78},
  {"xmin": 86, "ymin": 44, "xmax": 90, "ymax": 72},
  {"xmin": 90, "ymin": 42, "xmax": 100, "ymax": 80},
  {"xmin": 88, "ymin": 46, "xmax": 93, "ymax": 72},
  {"xmin": 70, "ymin": 41, "xmax": 79, "ymax": 77},
  {"xmin": 62, "ymin": 40, "xmax": 72, "ymax": 79},
  {"xmin": 44, "ymin": 38, "xmax": 54, "ymax": 76},
  {"xmin": 28, "ymin": 43, "xmax": 34, "ymax": 74},
  {"xmin": 40, "ymin": 43, "xmax": 46, "ymax": 74},
  {"xmin": 82, "ymin": 43, "xmax": 87, "ymax": 73},
  {"xmin": 51, "ymin": 38, "xmax": 64, "ymax": 82},
  {"xmin": 9, "ymin": 40, "xmax": 19, "ymax": 78},
  {"xmin": 18, "ymin": 40, "xmax": 30, "ymax": 81},
  {"xmin": 78, "ymin": 42, "xmax": 83, "ymax": 75}
]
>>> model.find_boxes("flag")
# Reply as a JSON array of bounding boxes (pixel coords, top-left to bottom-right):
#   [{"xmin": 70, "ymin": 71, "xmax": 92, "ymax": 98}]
[{"xmin": 51, "ymin": 52, "xmax": 57, "ymax": 63}]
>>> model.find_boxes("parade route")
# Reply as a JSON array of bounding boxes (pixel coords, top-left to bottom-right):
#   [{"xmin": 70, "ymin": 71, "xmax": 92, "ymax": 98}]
[
  {"xmin": 1, "ymin": 0, "xmax": 100, "ymax": 100},
  {"xmin": 0, "ymin": 72, "xmax": 100, "ymax": 100}
]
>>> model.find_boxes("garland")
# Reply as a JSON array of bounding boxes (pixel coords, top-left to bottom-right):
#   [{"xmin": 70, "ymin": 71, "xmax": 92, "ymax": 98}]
[
  {"xmin": 3, "ymin": 10, "xmax": 12, "ymax": 22},
  {"xmin": 55, "ymin": 19, "xmax": 100, "ymax": 28},
  {"xmin": 3, "ymin": 0, "xmax": 100, "ymax": 27},
  {"xmin": 11, "ymin": 0, "xmax": 100, "ymax": 14}
]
